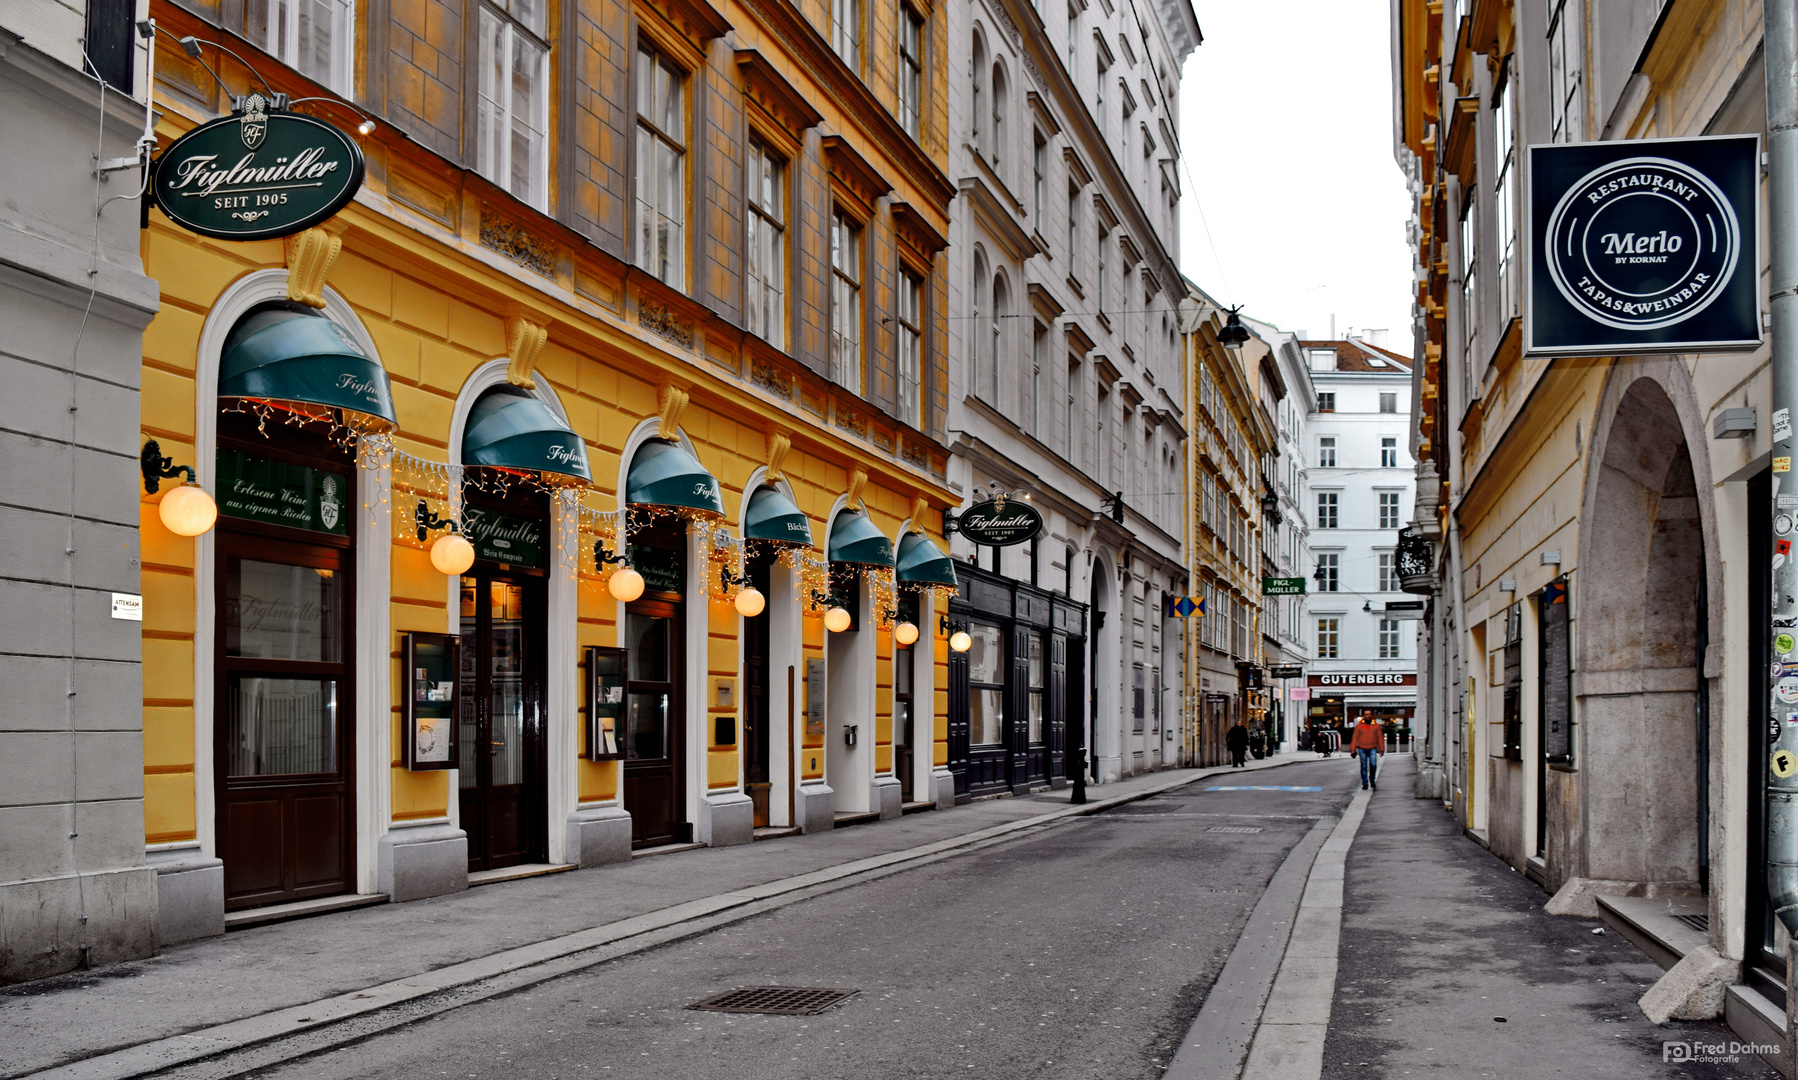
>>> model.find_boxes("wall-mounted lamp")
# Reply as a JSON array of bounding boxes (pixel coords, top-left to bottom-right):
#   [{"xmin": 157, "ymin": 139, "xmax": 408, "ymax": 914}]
[
  {"xmin": 593, "ymin": 541, "xmax": 645, "ymax": 602},
  {"xmin": 721, "ymin": 565, "xmax": 765, "ymax": 617},
  {"xmin": 1499, "ymin": 578, "xmax": 1517, "ymax": 593},
  {"xmin": 894, "ymin": 621, "xmax": 920, "ymax": 646},
  {"xmin": 1540, "ymin": 550, "xmax": 1562, "ymax": 567},
  {"xmin": 940, "ymin": 615, "xmax": 972, "ymax": 653},
  {"xmin": 288, "ymin": 96, "xmax": 379, "ymax": 136},
  {"xmin": 811, "ymin": 588, "xmax": 853, "ymax": 632},
  {"xmin": 1712, "ymin": 407, "xmax": 1756, "ymax": 440},
  {"xmin": 416, "ymin": 501, "xmax": 474, "ymax": 575},
  {"xmin": 142, "ymin": 440, "xmax": 217, "ymax": 537}
]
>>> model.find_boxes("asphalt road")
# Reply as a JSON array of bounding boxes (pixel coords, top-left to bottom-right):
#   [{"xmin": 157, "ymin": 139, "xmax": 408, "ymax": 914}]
[{"xmin": 222, "ymin": 759, "xmax": 1363, "ymax": 1080}]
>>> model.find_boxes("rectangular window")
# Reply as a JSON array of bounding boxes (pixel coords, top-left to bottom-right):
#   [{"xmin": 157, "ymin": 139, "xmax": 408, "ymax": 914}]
[
  {"xmin": 477, "ymin": 3, "xmax": 550, "ymax": 211},
  {"xmin": 1066, "ymin": 5, "xmax": 1077, "ymax": 68},
  {"xmin": 1548, "ymin": 0, "xmax": 1583, "ymax": 143},
  {"xmin": 966, "ymin": 622, "xmax": 1005, "ymax": 746},
  {"xmin": 1495, "ymin": 60, "xmax": 1520, "ymax": 318},
  {"xmin": 1379, "ymin": 491, "xmax": 1401, "ymax": 529},
  {"xmin": 1380, "ymin": 435, "xmax": 1398, "ymax": 466},
  {"xmin": 830, "ymin": 211, "xmax": 863, "ymax": 394},
  {"xmin": 1028, "ymin": 635, "xmax": 1046, "ymax": 743},
  {"xmin": 898, "ymin": 8, "xmax": 923, "ymax": 138},
  {"xmin": 1460, "ymin": 199, "xmax": 1478, "ymax": 363},
  {"xmin": 1096, "ymin": 224, "xmax": 1107, "ymax": 315},
  {"xmin": 1316, "ymin": 552, "xmax": 1339, "ymax": 592},
  {"xmin": 1379, "ymin": 393, "xmax": 1398, "ymax": 414},
  {"xmin": 252, "ymin": 0, "xmax": 353, "ymax": 94},
  {"xmin": 1065, "ymin": 355, "xmax": 1079, "ymax": 460},
  {"xmin": 1317, "ymin": 617, "xmax": 1340, "ymax": 660},
  {"xmin": 1318, "ymin": 436, "xmax": 1335, "ymax": 468},
  {"xmin": 1317, "ymin": 392, "xmax": 1335, "ymax": 412},
  {"xmin": 1316, "ymin": 492, "xmax": 1338, "ymax": 530},
  {"xmin": 1378, "ymin": 552, "xmax": 1397, "ymax": 592},
  {"xmin": 745, "ymin": 139, "xmax": 786, "ymax": 347},
  {"xmin": 634, "ymin": 45, "xmax": 686, "ymax": 285},
  {"xmin": 1380, "ymin": 618, "xmax": 1401, "ymax": 660},
  {"xmin": 897, "ymin": 271, "xmax": 923, "ymax": 427},
  {"xmin": 831, "ymin": 0, "xmax": 861, "ymax": 69},
  {"xmin": 1033, "ymin": 134, "xmax": 1046, "ymax": 230}
]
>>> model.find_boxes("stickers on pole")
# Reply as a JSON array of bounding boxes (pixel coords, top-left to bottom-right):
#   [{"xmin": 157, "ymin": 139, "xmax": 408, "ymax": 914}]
[
  {"xmin": 1774, "ymin": 750, "xmax": 1798, "ymax": 779},
  {"xmin": 1778, "ymin": 632, "xmax": 1797, "ymax": 657},
  {"xmin": 1778, "ymin": 677, "xmax": 1798, "ymax": 704},
  {"xmin": 1778, "ymin": 408, "xmax": 1794, "ymax": 443}
]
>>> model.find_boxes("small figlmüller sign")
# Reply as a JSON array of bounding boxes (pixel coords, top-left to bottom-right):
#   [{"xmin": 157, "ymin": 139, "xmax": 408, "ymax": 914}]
[
  {"xmin": 110, "ymin": 593, "xmax": 143, "ymax": 621},
  {"xmin": 1527, "ymin": 134, "xmax": 1760, "ymax": 356}
]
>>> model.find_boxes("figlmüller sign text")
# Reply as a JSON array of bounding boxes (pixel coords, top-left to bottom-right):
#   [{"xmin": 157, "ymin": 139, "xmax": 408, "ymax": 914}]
[{"xmin": 154, "ymin": 94, "xmax": 365, "ymax": 241}]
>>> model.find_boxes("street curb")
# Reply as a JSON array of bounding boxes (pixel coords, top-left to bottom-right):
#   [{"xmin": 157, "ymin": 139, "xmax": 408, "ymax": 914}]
[{"xmin": 17, "ymin": 754, "xmax": 1319, "ymax": 1080}]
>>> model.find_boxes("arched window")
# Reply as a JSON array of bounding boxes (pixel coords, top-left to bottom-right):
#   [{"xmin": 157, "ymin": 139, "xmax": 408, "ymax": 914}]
[
  {"xmin": 971, "ymin": 249, "xmax": 987, "ymax": 398},
  {"xmin": 971, "ymin": 35, "xmax": 986, "ymax": 152},
  {"xmin": 990, "ymin": 64, "xmax": 1007, "ymax": 169},
  {"xmin": 990, "ymin": 273, "xmax": 1009, "ymax": 405}
]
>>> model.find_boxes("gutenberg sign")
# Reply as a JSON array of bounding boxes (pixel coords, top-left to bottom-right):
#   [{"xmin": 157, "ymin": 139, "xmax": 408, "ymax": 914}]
[
  {"xmin": 154, "ymin": 95, "xmax": 366, "ymax": 241},
  {"xmin": 1527, "ymin": 135, "xmax": 1759, "ymax": 355}
]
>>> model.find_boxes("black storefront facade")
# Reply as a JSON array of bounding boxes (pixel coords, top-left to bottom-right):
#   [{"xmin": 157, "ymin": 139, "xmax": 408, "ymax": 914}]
[{"xmin": 945, "ymin": 563, "xmax": 1087, "ymax": 801}]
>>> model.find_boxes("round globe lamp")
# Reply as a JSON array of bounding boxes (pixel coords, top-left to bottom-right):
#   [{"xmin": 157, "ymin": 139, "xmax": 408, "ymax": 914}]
[
  {"xmin": 824, "ymin": 606, "xmax": 853, "ymax": 633},
  {"xmin": 608, "ymin": 566, "xmax": 646, "ymax": 603},
  {"xmin": 158, "ymin": 483, "xmax": 218, "ymax": 537},
  {"xmin": 429, "ymin": 532, "xmax": 475, "ymax": 576},
  {"xmin": 734, "ymin": 586, "xmax": 766, "ymax": 618},
  {"xmin": 949, "ymin": 629, "xmax": 973, "ymax": 653},
  {"xmin": 894, "ymin": 621, "xmax": 919, "ymax": 646}
]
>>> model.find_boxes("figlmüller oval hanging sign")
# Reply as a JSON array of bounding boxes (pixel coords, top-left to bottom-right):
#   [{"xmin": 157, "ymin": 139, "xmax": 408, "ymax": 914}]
[
  {"xmin": 153, "ymin": 94, "xmax": 365, "ymax": 241},
  {"xmin": 956, "ymin": 498, "xmax": 1044, "ymax": 547}
]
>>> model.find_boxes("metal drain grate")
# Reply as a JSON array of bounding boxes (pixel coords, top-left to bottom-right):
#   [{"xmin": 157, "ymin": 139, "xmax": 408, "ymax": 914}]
[
  {"xmin": 1673, "ymin": 913, "xmax": 1709, "ymax": 932},
  {"xmin": 689, "ymin": 986, "xmax": 860, "ymax": 1016},
  {"xmin": 1206, "ymin": 826, "xmax": 1265, "ymax": 834}
]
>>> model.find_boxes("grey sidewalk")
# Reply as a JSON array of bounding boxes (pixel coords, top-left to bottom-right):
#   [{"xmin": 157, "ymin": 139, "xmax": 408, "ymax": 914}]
[
  {"xmin": 0, "ymin": 754, "xmax": 1305, "ymax": 1079},
  {"xmin": 1322, "ymin": 755, "xmax": 1777, "ymax": 1079}
]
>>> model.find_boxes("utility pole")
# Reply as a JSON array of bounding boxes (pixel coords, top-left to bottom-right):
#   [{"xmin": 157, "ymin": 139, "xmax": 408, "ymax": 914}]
[{"xmin": 1763, "ymin": 2, "xmax": 1798, "ymax": 1009}]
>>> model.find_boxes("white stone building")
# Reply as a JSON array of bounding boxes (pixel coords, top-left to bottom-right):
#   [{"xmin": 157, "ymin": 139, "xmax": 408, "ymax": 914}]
[
  {"xmin": 1300, "ymin": 335, "xmax": 1418, "ymax": 739},
  {"xmin": 1248, "ymin": 319, "xmax": 1314, "ymax": 751},
  {"xmin": 942, "ymin": 0, "xmax": 1200, "ymax": 790}
]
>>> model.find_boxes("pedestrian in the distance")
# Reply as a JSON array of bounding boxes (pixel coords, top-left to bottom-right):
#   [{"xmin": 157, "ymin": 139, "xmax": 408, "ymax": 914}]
[
  {"xmin": 1226, "ymin": 720, "xmax": 1249, "ymax": 768},
  {"xmin": 1350, "ymin": 717, "xmax": 1384, "ymax": 790}
]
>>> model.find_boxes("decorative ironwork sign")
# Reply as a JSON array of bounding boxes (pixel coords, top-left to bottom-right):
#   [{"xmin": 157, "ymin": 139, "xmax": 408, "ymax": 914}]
[
  {"xmin": 153, "ymin": 94, "xmax": 365, "ymax": 241},
  {"xmin": 951, "ymin": 497, "xmax": 1043, "ymax": 548},
  {"xmin": 1527, "ymin": 135, "xmax": 1759, "ymax": 355}
]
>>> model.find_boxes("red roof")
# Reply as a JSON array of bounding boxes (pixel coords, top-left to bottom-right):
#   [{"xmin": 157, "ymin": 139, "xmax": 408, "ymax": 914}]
[{"xmin": 1297, "ymin": 338, "xmax": 1413, "ymax": 374}]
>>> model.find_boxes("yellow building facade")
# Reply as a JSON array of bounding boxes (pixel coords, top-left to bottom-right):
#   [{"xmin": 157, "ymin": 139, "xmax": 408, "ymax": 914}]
[{"xmin": 139, "ymin": 0, "xmax": 960, "ymax": 933}]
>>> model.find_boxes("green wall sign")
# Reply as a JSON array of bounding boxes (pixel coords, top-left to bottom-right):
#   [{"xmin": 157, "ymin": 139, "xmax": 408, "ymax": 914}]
[
  {"xmin": 1263, "ymin": 577, "xmax": 1307, "ymax": 595},
  {"xmin": 954, "ymin": 498, "xmax": 1043, "ymax": 548},
  {"xmin": 216, "ymin": 450, "xmax": 349, "ymax": 534},
  {"xmin": 629, "ymin": 543, "xmax": 686, "ymax": 595},
  {"xmin": 462, "ymin": 506, "xmax": 544, "ymax": 567},
  {"xmin": 154, "ymin": 95, "xmax": 365, "ymax": 241}
]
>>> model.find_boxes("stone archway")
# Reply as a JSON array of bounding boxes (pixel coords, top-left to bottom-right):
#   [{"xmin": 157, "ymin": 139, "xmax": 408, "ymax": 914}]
[{"xmin": 1578, "ymin": 376, "xmax": 1705, "ymax": 889}]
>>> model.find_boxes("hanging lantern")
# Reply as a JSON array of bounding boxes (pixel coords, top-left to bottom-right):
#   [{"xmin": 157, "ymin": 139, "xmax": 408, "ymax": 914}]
[
  {"xmin": 158, "ymin": 482, "xmax": 219, "ymax": 537},
  {"xmin": 894, "ymin": 621, "xmax": 919, "ymax": 646},
  {"xmin": 609, "ymin": 566, "xmax": 646, "ymax": 602},
  {"xmin": 429, "ymin": 532, "xmax": 475, "ymax": 576},
  {"xmin": 824, "ymin": 606, "xmax": 853, "ymax": 633},
  {"xmin": 735, "ymin": 586, "xmax": 766, "ymax": 618}
]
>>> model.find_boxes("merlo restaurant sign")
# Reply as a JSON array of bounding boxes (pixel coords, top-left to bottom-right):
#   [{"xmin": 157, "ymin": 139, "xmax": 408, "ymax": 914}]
[
  {"xmin": 954, "ymin": 498, "xmax": 1043, "ymax": 548},
  {"xmin": 216, "ymin": 450, "xmax": 348, "ymax": 535},
  {"xmin": 1527, "ymin": 135, "xmax": 1759, "ymax": 355},
  {"xmin": 153, "ymin": 94, "xmax": 365, "ymax": 241},
  {"xmin": 463, "ymin": 506, "xmax": 544, "ymax": 568}
]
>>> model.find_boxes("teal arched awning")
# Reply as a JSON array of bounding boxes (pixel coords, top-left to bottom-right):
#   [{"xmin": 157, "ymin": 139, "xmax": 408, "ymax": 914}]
[
  {"xmin": 626, "ymin": 439, "xmax": 724, "ymax": 516},
  {"xmin": 220, "ymin": 303, "xmax": 396, "ymax": 429},
  {"xmin": 895, "ymin": 531, "xmax": 956, "ymax": 586},
  {"xmin": 462, "ymin": 388, "xmax": 592, "ymax": 485},
  {"xmin": 744, "ymin": 484, "xmax": 812, "ymax": 545},
  {"xmin": 827, "ymin": 509, "xmax": 894, "ymax": 567}
]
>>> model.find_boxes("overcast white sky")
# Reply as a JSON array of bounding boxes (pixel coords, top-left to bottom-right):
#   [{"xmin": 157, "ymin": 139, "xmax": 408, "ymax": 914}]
[{"xmin": 1175, "ymin": 0, "xmax": 1415, "ymax": 349}]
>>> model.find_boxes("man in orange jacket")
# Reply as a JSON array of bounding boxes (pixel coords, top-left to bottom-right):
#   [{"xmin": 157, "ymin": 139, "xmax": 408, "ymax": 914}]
[{"xmin": 1350, "ymin": 718, "xmax": 1384, "ymax": 791}]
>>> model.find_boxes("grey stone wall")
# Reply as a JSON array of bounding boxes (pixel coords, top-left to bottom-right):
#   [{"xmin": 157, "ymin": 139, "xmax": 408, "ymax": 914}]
[{"xmin": 0, "ymin": 37, "xmax": 160, "ymax": 983}]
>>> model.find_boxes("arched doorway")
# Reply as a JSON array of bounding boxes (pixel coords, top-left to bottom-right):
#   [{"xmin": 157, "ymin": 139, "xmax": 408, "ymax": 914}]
[{"xmin": 1579, "ymin": 376, "xmax": 1706, "ymax": 889}]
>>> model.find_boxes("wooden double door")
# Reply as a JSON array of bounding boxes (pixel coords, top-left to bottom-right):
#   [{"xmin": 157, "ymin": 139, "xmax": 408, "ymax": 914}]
[
  {"xmin": 458, "ymin": 570, "xmax": 547, "ymax": 871},
  {"xmin": 216, "ymin": 531, "xmax": 354, "ymax": 909}
]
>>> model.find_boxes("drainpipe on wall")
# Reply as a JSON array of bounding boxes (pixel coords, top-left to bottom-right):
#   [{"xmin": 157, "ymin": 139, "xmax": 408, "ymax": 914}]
[{"xmin": 1763, "ymin": 0, "xmax": 1798, "ymax": 966}]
